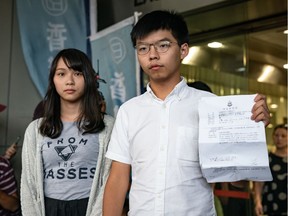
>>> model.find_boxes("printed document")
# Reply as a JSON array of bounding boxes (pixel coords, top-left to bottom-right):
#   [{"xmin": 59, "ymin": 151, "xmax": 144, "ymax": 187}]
[{"xmin": 198, "ymin": 94, "xmax": 272, "ymax": 183}]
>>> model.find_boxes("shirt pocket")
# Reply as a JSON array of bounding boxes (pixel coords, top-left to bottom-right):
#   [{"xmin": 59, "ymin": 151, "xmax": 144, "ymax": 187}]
[{"xmin": 176, "ymin": 126, "xmax": 199, "ymax": 161}]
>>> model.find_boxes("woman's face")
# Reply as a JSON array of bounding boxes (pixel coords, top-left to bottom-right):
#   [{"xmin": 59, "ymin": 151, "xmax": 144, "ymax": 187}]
[
  {"xmin": 53, "ymin": 57, "xmax": 85, "ymax": 104},
  {"xmin": 273, "ymin": 127, "xmax": 288, "ymax": 150}
]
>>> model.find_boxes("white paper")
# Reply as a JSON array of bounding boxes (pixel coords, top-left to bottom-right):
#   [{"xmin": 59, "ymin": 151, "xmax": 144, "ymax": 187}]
[{"xmin": 198, "ymin": 94, "xmax": 272, "ymax": 183}]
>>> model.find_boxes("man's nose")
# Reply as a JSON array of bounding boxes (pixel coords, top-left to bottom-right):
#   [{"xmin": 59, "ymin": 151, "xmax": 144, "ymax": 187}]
[{"xmin": 149, "ymin": 45, "xmax": 160, "ymax": 60}]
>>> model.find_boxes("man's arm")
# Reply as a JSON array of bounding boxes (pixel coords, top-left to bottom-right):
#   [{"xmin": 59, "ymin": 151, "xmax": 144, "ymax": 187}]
[
  {"xmin": 251, "ymin": 94, "xmax": 270, "ymax": 127},
  {"xmin": 0, "ymin": 190, "xmax": 19, "ymax": 212},
  {"xmin": 103, "ymin": 161, "xmax": 131, "ymax": 216}
]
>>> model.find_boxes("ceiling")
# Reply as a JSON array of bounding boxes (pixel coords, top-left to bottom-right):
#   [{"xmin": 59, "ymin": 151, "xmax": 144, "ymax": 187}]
[{"xmin": 182, "ymin": 0, "xmax": 287, "ymax": 87}]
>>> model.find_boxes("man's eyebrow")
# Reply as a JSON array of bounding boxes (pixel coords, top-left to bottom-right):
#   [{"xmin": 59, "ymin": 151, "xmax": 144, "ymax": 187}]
[{"xmin": 137, "ymin": 38, "xmax": 172, "ymax": 44}]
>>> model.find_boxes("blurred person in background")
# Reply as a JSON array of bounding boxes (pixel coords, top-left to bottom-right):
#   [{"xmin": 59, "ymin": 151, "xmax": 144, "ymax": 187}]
[
  {"xmin": 3, "ymin": 144, "xmax": 17, "ymax": 161},
  {"xmin": 0, "ymin": 104, "xmax": 20, "ymax": 216},
  {"xmin": 254, "ymin": 124, "xmax": 288, "ymax": 216}
]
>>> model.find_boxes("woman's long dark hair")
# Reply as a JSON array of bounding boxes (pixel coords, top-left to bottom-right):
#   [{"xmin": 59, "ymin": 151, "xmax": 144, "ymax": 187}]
[{"xmin": 39, "ymin": 48, "xmax": 105, "ymax": 138}]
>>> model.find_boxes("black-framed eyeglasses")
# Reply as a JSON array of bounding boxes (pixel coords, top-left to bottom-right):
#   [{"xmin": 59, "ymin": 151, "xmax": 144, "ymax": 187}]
[{"xmin": 135, "ymin": 40, "xmax": 178, "ymax": 55}]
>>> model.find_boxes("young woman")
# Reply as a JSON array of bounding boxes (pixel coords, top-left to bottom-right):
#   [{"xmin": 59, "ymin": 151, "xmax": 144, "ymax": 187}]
[
  {"xmin": 21, "ymin": 48, "xmax": 114, "ymax": 216},
  {"xmin": 254, "ymin": 124, "xmax": 287, "ymax": 216}
]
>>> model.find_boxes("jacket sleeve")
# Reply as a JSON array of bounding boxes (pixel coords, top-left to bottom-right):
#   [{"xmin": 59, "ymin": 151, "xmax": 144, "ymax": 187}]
[
  {"xmin": 20, "ymin": 120, "xmax": 43, "ymax": 216},
  {"xmin": 91, "ymin": 155, "xmax": 112, "ymax": 216},
  {"xmin": 88, "ymin": 115, "xmax": 114, "ymax": 216}
]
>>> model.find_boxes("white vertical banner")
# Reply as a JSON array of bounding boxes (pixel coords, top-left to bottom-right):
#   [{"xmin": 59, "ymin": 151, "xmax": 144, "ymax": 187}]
[
  {"xmin": 89, "ymin": 0, "xmax": 97, "ymax": 35},
  {"xmin": 90, "ymin": 16, "xmax": 139, "ymax": 116}
]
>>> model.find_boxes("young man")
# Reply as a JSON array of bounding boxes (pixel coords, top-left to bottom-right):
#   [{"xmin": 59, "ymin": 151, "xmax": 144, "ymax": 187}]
[{"xmin": 103, "ymin": 10, "xmax": 270, "ymax": 215}]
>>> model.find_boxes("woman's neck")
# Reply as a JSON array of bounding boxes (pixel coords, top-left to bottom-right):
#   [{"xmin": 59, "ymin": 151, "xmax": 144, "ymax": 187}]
[
  {"xmin": 274, "ymin": 147, "xmax": 288, "ymax": 157},
  {"xmin": 60, "ymin": 101, "xmax": 81, "ymax": 122}
]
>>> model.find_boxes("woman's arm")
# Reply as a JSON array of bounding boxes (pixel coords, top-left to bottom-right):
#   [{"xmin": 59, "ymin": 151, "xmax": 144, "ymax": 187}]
[
  {"xmin": 20, "ymin": 121, "xmax": 43, "ymax": 216},
  {"xmin": 253, "ymin": 182, "xmax": 264, "ymax": 216}
]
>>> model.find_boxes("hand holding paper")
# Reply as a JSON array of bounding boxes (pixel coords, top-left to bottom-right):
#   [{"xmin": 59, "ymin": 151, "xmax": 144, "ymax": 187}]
[{"xmin": 199, "ymin": 94, "xmax": 272, "ymax": 183}]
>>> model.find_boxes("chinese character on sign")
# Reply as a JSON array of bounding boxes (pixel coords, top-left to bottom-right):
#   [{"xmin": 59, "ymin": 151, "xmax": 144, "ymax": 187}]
[
  {"xmin": 47, "ymin": 56, "xmax": 54, "ymax": 71},
  {"xmin": 42, "ymin": 0, "xmax": 68, "ymax": 16},
  {"xmin": 47, "ymin": 22, "xmax": 67, "ymax": 52},
  {"xmin": 110, "ymin": 71, "xmax": 126, "ymax": 115}
]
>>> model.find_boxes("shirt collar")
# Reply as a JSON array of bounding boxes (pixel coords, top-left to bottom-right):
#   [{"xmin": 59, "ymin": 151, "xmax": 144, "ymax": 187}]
[{"xmin": 146, "ymin": 77, "xmax": 187, "ymax": 101}]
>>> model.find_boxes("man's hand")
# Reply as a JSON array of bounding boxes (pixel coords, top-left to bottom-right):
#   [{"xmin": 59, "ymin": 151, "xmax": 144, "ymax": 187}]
[{"xmin": 251, "ymin": 94, "xmax": 270, "ymax": 127}]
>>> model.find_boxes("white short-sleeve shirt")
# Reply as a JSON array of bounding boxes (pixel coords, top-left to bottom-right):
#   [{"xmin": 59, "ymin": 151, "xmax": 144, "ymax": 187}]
[{"xmin": 106, "ymin": 79, "xmax": 216, "ymax": 216}]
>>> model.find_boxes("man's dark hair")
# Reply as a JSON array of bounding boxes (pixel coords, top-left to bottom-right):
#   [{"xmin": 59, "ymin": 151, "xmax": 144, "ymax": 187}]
[{"xmin": 131, "ymin": 10, "xmax": 189, "ymax": 47}]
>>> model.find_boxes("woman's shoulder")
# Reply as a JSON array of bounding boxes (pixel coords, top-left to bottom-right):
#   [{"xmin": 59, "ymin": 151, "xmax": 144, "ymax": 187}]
[
  {"xmin": 24, "ymin": 118, "xmax": 45, "ymax": 142},
  {"xmin": 25, "ymin": 118, "xmax": 42, "ymax": 131},
  {"xmin": 103, "ymin": 114, "xmax": 115, "ymax": 126}
]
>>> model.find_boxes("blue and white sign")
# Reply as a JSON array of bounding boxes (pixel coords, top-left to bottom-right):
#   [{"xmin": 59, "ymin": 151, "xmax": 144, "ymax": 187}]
[
  {"xmin": 90, "ymin": 16, "xmax": 139, "ymax": 116},
  {"xmin": 16, "ymin": 0, "xmax": 89, "ymax": 97}
]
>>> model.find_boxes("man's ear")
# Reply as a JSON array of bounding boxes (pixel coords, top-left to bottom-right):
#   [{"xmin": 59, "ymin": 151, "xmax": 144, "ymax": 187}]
[{"xmin": 180, "ymin": 43, "xmax": 189, "ymax": 59}]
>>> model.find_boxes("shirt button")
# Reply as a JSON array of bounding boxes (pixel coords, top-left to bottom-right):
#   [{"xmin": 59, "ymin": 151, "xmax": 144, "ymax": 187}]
[{"xmin": 161, "ymin": 125, "xmax": 166, "ymax": 129}]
